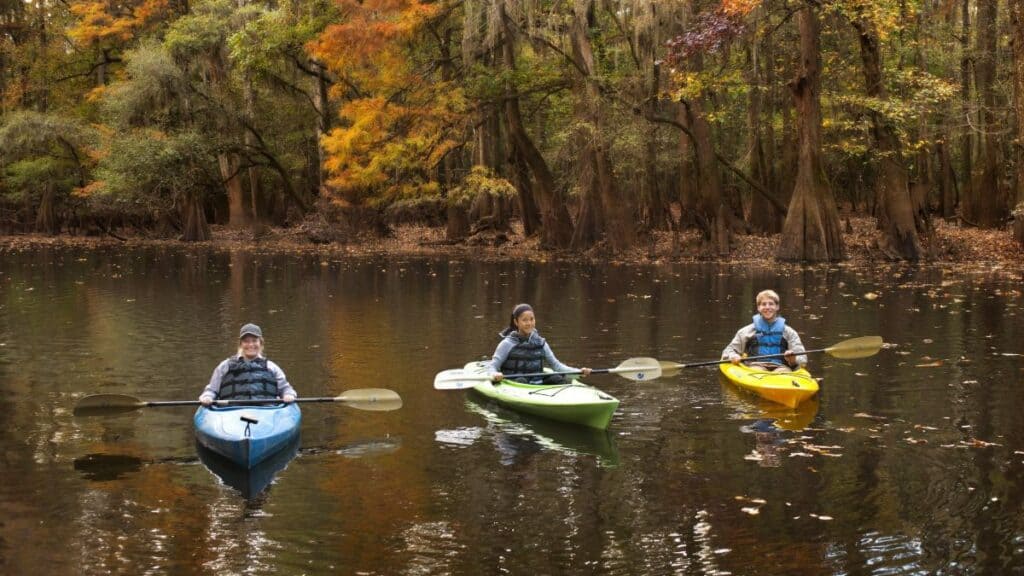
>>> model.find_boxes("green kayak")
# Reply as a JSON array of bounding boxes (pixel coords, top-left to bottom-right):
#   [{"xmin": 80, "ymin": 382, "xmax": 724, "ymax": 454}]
[{"xmin": 462, "ymin": 362, "xmax": 620, "ymax": 430}]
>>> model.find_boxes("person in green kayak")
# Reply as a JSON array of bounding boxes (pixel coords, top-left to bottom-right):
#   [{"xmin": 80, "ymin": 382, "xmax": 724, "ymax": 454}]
[
  {"xmin": 722, "ymin": 290, "xmax": 807, "ymax": 373},
  {"xmin": 199, "ymin": 323, "xmax": 297, "ymax": 405},
  {"xmin": 487, "ymin": 303, "xmax": 591, "ymax": 384}
]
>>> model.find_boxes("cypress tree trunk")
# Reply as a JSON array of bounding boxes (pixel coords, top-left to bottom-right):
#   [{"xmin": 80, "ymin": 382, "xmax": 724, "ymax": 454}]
[
  {"xmin": 777, "ymin": 6, "xmax": 844, "ymax": 262},
  {"xmin": 971, "ymin": 0, "xmax": 1007, "ymax": 227},
  {"xmin": 568, "ymin": 0, "xmax": 634, "ymax": 253},
  {"xmin": 1011, "ymin": 0, "xmax": 1024, "ymax": 244},
  {"xmin": 499, "ymin": 4, "xmax": 573, "ymax": 248},
  {"xmin": 855, "ymin": 21, "xmax": 923, "ymax": 260}
]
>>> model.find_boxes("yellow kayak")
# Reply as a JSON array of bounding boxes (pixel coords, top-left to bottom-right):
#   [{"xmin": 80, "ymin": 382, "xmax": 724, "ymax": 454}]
[{"xmin": 719, "ymin": 363, "xmax": 819, "ymax": 409}]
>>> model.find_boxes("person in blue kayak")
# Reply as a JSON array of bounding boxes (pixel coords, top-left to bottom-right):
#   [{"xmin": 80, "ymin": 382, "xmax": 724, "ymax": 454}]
[
  {"xmin": 722, "ymin": 290, "xmax": 807, "ymax": 373},
  {"xmin": 199, "ymin": 323, "xmax": 298, "ymax": 405},
  {"xmin": 487, "ymin": 303, "xmax": 591, "ymax": 384}
]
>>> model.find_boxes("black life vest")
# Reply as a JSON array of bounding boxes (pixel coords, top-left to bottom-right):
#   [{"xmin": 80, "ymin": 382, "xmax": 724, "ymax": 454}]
[
  {"xmin": 218, "ymin": 357, "xmax": 279, "ymax": 400},
  {"xmin": 500, "ymin": 331, "xmax": 547, "ymax": 381},
  {"xmin": 745, "ymin": 315, "xmax": 788, "ymax": 366}
]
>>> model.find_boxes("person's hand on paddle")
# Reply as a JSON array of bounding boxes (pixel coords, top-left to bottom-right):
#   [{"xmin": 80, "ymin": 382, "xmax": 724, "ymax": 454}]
[
  {"xmin": 580, "ymin": 367, "xmax": 592, "ymax": 377},
  {"xmin": 729, "ymin": 354, "xmax": 742, "ymax": 365},
  {"xmin": 282, "ymin": 394, "xmax": 296, "ymax": 403},
  {"xmin": 199, "ymin": 395, "xmax": 213, "ymax": 406},
  {"xmin": 491, "ymin": 372, "xmax": 503, "ymax": 382},
  {"xmin": 783, "ymin": 350, "xmax": 797, "ymax": 366}
]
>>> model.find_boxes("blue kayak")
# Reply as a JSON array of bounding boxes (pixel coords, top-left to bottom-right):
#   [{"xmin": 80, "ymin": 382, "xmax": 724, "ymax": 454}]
[{"xmin": 194, "ymin": 403, "xmax": 301, "ymax": 468}]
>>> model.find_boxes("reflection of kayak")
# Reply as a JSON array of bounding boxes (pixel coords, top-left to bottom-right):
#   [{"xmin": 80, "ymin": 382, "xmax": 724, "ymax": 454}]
[
  {"xmin": 196, "ymin": 436, "xmax": 299, "ymax": 499},
  {"xmin": 461, "ymin": 397, "xmax": 620, "ymax": 467},
  {"xmin": 719, "ymin": 363, "xmax": 819, "ymax": 409},
  {"xmin": 720, "ymin": 382, "xmax": 820, "ymax": 431},
  {"xmin": 194, "ymin": 403, "xmax": 301, "ymax": 468},
  {"xmin": 463, "ymin": 362, "xmax": 619, "ymax": 429}
]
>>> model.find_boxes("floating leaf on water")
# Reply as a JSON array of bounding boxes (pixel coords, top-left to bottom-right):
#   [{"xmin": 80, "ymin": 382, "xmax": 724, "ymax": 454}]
[
  {"xmin": 789, "ymin": 452, "xmax": 813, "ymax": 458},
  {"xmin": 923, "ymin": 338, "xmax": 934, "ymax": 344},
  {"xmin": 741, "ymin": 507, "xmax": 760, "ymax": 515},
  {"xmin": 915, "ymin": 360, "xmax": 944, "ymax": 368},
  {"xmin": 863, "ymin": 292, "xmax": 880, "ymax": 300},
  {"xmin": 817, "ymin": 515, "xmax": 834, "ymax": 521},
  {"xmin": 854, "ymin": 413, "xmax": 887, "ymax": 421}
]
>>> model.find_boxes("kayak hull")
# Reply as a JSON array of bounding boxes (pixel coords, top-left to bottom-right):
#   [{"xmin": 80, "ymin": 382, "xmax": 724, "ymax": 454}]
[
  {"xmin": 194, "ymin": 403, "xmax": 301, "ymax": 468},
  {"xmin": 719, "ymin": 363, "xmax": 819, "ymax": 409},
  {"xmin": 463, "ymin": 362, "xmax": 619, "ymax": 430}
]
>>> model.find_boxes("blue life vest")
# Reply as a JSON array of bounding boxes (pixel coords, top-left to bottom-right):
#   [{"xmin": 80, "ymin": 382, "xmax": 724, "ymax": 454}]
[
  {"xmin": 746, "ymin": 315, "xmax": 788, "ymax": 365},
  {"xmin": 218, "ymin": 357, "xmax": 280, "ymax": 400}
]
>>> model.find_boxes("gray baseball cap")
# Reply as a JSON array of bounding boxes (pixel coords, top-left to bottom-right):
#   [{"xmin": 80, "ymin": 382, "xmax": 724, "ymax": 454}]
[{"xmin": 239, "ymin": 323, "xmax": 263, "ymax": 339}]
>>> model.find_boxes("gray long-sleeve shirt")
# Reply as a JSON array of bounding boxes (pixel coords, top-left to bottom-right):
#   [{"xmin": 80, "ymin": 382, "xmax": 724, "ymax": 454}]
[
  {"xmin": 722, "ymin": 323, "xmax": 808, "ymax": 367},
  {"xmin": 199, "ymin": 355, "xmax": 297, "ymax": 401},
  {"xmin": 487, "ymin": 331, "xmax": 577, "ymax": 376}
]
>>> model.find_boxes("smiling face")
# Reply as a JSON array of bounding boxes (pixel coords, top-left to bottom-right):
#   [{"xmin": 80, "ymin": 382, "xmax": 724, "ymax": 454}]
[
  {"xmin": 514, "ymin": 309, "xmax": 536, "ymax": 336},
  {"xmin": 239, "ymin": 335, "xmax": 262, "ymax": 359},
  {"xmin": 756, "ymin": 297, "xmax": 779, "ymax": 323}
]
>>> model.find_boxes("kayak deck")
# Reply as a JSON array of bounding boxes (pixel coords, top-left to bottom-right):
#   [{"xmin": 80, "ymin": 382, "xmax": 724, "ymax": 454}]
[
  {"xmin": 719, "ymin": 363, "xmax": 819, "ymax": 409},
  {"xmin": 194, "ymin": 403, "xmax": 301, "ymax": 468},
  {"xmin": 464, "ymin": 362, "xmax": 620, "ymax": 430}
]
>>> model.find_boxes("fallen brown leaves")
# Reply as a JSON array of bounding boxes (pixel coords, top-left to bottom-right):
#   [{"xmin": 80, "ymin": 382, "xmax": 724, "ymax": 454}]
[{"xmin": 1, "ymin": 216, "xmax": 1021, "ymax": 268}]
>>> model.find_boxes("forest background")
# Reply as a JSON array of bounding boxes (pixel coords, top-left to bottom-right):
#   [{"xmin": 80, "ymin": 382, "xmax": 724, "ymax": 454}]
[{"xmin": 2, "ymin": 0, "xmax": 1023, "ymax": 263}]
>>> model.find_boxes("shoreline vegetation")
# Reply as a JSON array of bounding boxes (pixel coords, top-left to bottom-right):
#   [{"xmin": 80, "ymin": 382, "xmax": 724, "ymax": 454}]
[{"xmin": 2, "ymin": 216, "xmax": 1022, "ymax": 272}]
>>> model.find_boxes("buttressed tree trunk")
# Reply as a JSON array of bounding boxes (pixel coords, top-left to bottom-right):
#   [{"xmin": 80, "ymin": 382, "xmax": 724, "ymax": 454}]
[
  {"xmin": 746, "ymin": 26, "xmax": 782, "ymax": 234},
  {"xmin": 568, "ymin": 0, "xmax": 634, "ymax": 253},
  {"xmin": 1012, "ymin": 0, "xmax": 1024, "ymax": 244},
  {"xmin": 971, "ymin": 0, "xmax": 1007, "ymax": 228},
  {"xmin": 855, "ymin": 21, "xmax": 923, "ymax": 260},
  {"xmin": 777, "ymin": 5, "xmax": 844, "ymax": 262},
  {"xmin": 499, "ymin": 3, "xmax": 573, "ymax": 249}
]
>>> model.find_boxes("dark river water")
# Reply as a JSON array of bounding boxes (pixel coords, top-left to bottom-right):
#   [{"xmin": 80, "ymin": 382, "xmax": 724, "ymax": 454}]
[{"xmin": 1, "ymin": 245, "xmax": 1022, "ymax": 575}]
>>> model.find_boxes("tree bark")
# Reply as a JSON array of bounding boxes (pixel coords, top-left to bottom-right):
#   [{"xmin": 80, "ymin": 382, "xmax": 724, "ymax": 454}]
[
  {"xmin": 746, "ymin": 26, "xmax": 782, "ymax": 234},
  {"xmin": 568, "ymin": 0, "xmax": 634, "ymax": 253},
  {"xmin": 959, "ymin": 0, "xmax": 973, "ymax": 221},
  {"xmin": 777, "ymin": 5, "xmax": 844, "ymax": 262},
  {"xmin": 1012, "ymin": 0, "xmax": 1024, "ymax": 243},
  {"xmin": 181, "ymin": 188, "xmax": 210, "ymax": 241},
  {"xmin": 499, "ymin": 3, "xmax": 573, "ymax": 248},
  {"xmin": 970, "ymin": 0, "xmax": 1007, "ymax": 227},
  {"xmin": 854, "ymin": 20, "xmax": 923, "ymax": 260}
]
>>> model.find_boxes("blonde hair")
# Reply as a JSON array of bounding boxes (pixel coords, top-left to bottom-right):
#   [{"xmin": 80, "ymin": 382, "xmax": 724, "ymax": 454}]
[{"xmin": 756, "ymin": 290, "xmax": 780, "ymax": 306}]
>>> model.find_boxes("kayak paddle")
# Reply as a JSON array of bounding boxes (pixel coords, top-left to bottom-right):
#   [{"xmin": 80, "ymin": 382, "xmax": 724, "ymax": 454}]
[
  {"xmin": 433, "ymin": 357, "xmax": 662, "ymax": 390},
  {"xmin": 73, "ymin": 388, "xmax": 403, "ymax": 417},
  {"xmin": 660, "ymin": 335, "xmax": 884, "ymax": 371}
]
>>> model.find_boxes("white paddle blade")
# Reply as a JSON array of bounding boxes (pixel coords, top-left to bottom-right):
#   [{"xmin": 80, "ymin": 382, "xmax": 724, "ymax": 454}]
[
  {"xmin": 434, "ymin": 369, "xmax": 489, "ymax": 390},
  {"xmin": 609, "ymin": 357, "xmax": 662, "ymax": 381}
]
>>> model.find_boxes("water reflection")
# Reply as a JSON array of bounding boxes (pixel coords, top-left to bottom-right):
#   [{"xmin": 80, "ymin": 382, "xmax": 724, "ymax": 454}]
[
  {"xmin": 433, "ymin": 397, "xmax": 620, "ymax": 467},
  {"xmin": 196, "ymin": 437, "xmax": 300, "ymax": 501},
  {"xmin": 73, "ymin": 453, "xmax": 145, "ymax": 481},
  {"xmin": 3, "ymin": 247, "xmax": 1024, "ymax": 574},
  {"xmin": 720, "ymin": 380, "xmax": 821, "ymax": 431}
]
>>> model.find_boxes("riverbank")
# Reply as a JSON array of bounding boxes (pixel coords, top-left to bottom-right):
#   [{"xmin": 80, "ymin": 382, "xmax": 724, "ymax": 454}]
[{"xmin": 1, "ymin": 216, "xmax": 1021, "ymax": 271}]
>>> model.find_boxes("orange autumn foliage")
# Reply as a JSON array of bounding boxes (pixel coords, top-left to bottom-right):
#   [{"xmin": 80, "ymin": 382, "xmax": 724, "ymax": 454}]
[
  {"xmin": 309, "ymin": 0, "xmax": 465, "ymax": 205},
  {"xmin": 69, "ymin": 0, "xmax": 172, "ymax": 45}
]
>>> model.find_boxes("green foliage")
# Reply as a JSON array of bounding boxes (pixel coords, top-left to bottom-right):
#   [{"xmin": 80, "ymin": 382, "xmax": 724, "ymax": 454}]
[
  {"xmin": 3, "ymin": 158, "xmax": 79, "ymax": 202},
  {"xmin": 446, "ymin": 166, "xmax": 516, "ymax": 209},
  {"xmin": 0, "ymin": 111, "xmax": 96, "ymax": 202},
  {"xmin": 91, "ymin": 130, "xmax": 216, "ymax": 212},
  {"xmin": 101, "ymin": 42, "xmax": 188, "ymax": 129}
]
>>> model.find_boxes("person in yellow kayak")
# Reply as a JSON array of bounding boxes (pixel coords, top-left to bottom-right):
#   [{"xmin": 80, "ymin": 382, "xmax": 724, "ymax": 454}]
[
  {"xmin": 722, "ymin": 290, "xmax": 807, "ymax": 373},
  {"xmin": 487, "ymin": 303, "xmax": 591, "ymax": 384},
  {"xmin": 199, "ymin": 323, "xmax": 297, "ymax": 405}
]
